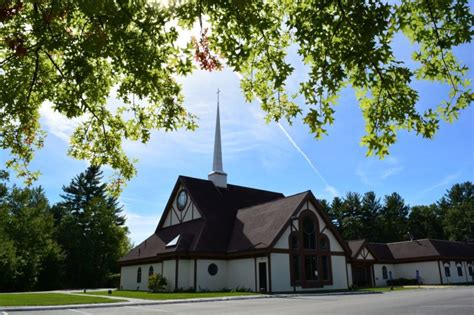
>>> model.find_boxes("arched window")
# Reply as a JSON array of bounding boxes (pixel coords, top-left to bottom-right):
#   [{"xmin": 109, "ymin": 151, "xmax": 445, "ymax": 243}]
[
  {"xmin": 320, "ymin": 235, "xmax": 330, "ymax": 251},
  {"xmin": 382, "ymin": 266, "xmax": 388, "ymax": 280},
  {"xmin": 456, "ymin": 264, "xmax": 463, "ymax": 277},
  {"xmin": 148, "ymin": 266, "xmax": 154, "ymax": 277},
  {"xmin": 289, "ymin": 210, "xmax": 331, "ymax": 288},
  {"xmin": 302, "ymin": 216, "xmax": 317, "ymax": 249},
  {"xmin": 137, "ymin": 267, "xmax": 142, "ymax": 283}
]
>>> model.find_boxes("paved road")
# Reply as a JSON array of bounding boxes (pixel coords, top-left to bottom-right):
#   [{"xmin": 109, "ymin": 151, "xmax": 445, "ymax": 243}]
[{"xmin": 6, "ymin": 287, "xmax": 474, "ymax": 315}]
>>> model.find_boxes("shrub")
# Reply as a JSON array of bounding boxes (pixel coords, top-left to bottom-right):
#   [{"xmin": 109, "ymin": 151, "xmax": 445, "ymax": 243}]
[
  {"xmin": 148, "ymin": 273, "xmax": 167, "ymax": 292},
  {"xmin": 386, "ymin": 278, "xmax": 418, "ymax": 286}
]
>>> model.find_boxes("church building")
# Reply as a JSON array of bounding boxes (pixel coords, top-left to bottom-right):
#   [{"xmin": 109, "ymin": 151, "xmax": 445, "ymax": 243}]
[
  {"xmin": 118, "ymin": 99, "xmax": 474, "ymax": 292},
  {"xmin": 118, "ymin": 101, "xmax": 353, "ymax": 293}
]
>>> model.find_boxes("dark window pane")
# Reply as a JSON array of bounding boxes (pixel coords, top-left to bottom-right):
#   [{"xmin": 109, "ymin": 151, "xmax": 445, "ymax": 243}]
[
  {"xmin": 302, "ymin": 216, "xmax": 316, "ymax": 249},
  {"xmin": 382, "ymin": 266, "xmax": 388, "ymax": 280},
  {"xmin": 320, "ymin": 236, "xmax": 329, "ymax": 251},
  {"xmin": 457, "ymin": 266, "xmax": 463, "ymax": 277},
  {"xmin": 304, "ymin": 256, "xmax": 318, "ymax": 281},
  {"xmin": 149, "ymin": 266, "xmax": 154, "ymax": 276},
  {"xmin": 468, "ymin": 266, "xmax": 473, "ymax": 276},
  {"xmin": 445, "ymin": 266, "xmax": 450, "ymax": 277},
  {"xmin": 208, "ymin": 263, "xmax": 218, "ymax": 276},
  {"xmin": 322, "ymin": 256, "xmax": 330, "ymax": 281},
  {"xmin": 290, "ymin": 233, "xmax": 299, "ymax": 249},
  {"xmin": 293, "ymin": 255, "xmax": 301, "ymax": 282},
  {"xmin": 137, "ymin": 267, "xmax": 142, "ymax": 283}
]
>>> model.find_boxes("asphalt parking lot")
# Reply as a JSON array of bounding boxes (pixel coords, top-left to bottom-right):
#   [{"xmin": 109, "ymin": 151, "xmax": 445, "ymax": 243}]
[{"xmin": 5, "ymin": 286, "xmax": 474, "ymax": 315}]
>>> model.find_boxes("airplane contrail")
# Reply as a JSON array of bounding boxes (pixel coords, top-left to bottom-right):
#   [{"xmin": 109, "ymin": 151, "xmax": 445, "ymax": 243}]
[{"xmin": 234, "ymin": 72, "xmax": 339, "ymax": 198}]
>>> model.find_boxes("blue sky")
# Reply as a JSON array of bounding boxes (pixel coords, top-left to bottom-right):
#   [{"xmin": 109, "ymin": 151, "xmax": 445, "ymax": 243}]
[{"xmin": 2, "ymin": 30, "xmax": 473, "ymax": 245}]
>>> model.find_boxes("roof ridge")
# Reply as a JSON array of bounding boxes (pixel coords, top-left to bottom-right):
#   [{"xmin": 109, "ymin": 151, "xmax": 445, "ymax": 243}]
[
  {"xmin": 236, "ymin": 190, "xmax": 309, "ymax": 212},
  {"xmin": 179, "ymin": 175, "xmax": 284, "ymax": 196}
]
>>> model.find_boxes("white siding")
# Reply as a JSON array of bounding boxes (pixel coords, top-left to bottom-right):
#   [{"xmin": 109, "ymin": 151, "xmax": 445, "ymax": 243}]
[
  {"xmin": 347, "ymin": 263, "xmax": 353, "ymax": 287},
  {"xmin": 373, "ymin": 264, "xmax": 395, "ymax": 287},
  {"xmin": 394, "ymin": 261, "xmax": 440, "ymax": 284},
  {"xmin": 196, "ymin": 259, "xmax": 227, "ymax": 291},
  {"xmin": 227, "ymin": 258, "xmax": 255, "ymax": 291}
]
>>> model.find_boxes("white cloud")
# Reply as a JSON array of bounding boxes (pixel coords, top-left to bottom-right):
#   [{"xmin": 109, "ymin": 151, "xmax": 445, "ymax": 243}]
[
  {"xmin": 39, "ymin": 102, "xmax": 87, "ymax": 142},
  {"xmin": 356, "ymin": 156, "xmax": 404, "ymax": 186}
]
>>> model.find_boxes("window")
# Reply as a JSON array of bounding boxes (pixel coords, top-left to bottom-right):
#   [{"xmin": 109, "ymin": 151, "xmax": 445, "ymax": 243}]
[
  {"xmin": 289, "ymin": 232, "xmax": 299, "ymax": 249},
  {"xmin": 444, "ymin": 266, "xmax": 451, "ymax": 277},
  {"xmin": 457, "ymin": 265, "xmax": 463, "ymax": 277},
  {"xmin": 149, "ymin": 266, "xmax": 154, "ymax": 277},
  {"xmin": 289, "ymin": 210, "xmax": 331, "ymax": 288},
  {"xmin": 137, "ymin": 267, "xmax": 142, "ymax": 283},
  {"xmin": 177, "ymin": 190, "xmax": 188, "ymax": 210},
  {"xmin": 320, "ymin": 235, "xmax": 330, "ymax": 251},
  {"xmin": 208, "ymin": 263, "xmax": 218, "ymax": 276},
  {"xmin": 304, "ymin": 256, "xmax": 318, "ymax": 281},
  {"xmin": 302, "ymin": 216, "xmax": 316, "ymax": 249},
  {"xmin": 321, "ymin": 256, "xmax": 330, "ymax": 281},
  {"xmin": 382, "ymin": 266, "xmax": 388, "ymax": 280},
  {"xmin": 292, "ymin": 255, "xmax": 301, "ymax": 282},
  {"xmin": 468, "ymin": 266, "xmax": 473, "ymax": 276}
]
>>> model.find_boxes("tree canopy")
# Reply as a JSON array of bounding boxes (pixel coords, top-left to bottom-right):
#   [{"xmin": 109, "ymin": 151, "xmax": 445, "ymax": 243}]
[{"xmin": 1, "ymin": 0, "xmax": 472, "ymax": 191}]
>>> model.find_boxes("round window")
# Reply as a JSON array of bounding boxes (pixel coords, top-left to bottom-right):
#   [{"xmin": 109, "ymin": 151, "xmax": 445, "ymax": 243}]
[
  {"xmin": 208, "ymin": 263, "xmax": 218, "ymax": 276},
  {"xmin": 177, "ymin": 190, "xmax": 188, "ymax": 211}
]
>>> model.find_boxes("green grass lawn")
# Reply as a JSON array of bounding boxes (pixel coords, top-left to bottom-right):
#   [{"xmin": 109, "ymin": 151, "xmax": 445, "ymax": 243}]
[
  {"xmin": 358, "ymin": 286, "xmax": 420, "ymax": 292},
  {"xmin": 85, "ymin": 290, "xmax": 259, "ymax": 300},
  {"xmin": 0, "ymin": 293, "xmax": 125, "ymax": 307}
]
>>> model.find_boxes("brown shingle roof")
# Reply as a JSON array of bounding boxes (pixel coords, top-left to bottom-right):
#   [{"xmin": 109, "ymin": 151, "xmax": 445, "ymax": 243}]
[
  {"xmin": 119, "ymin": 176, "xmax": 285, "ymax": 263},
  {"xmin": 227, "ymin": 192, "xmax": 309, "ymax": 252},
  {"xmin": 347, "ymin": 240, "xmax": 366, "ymax": 258},
  {"xmin": 362, "ymin": 239, "xmax": 474, "ymax": 263}
]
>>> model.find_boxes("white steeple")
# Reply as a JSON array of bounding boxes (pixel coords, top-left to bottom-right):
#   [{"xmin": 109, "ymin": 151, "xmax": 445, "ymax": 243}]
[{"xmin": 208, "ymin": 89, "xmax": 227, "ymax": 188}]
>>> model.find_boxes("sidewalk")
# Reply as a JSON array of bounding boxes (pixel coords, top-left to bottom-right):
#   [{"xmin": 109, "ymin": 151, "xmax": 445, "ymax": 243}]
[{"xmin": 0, "ymin": 290, "xmax": 381, "ymax": 312}]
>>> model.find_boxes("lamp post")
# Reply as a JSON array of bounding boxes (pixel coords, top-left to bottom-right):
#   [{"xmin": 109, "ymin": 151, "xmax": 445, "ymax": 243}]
[{"xmin": 289, "ymin": 215, "xmax": 298, "ymax": 294}]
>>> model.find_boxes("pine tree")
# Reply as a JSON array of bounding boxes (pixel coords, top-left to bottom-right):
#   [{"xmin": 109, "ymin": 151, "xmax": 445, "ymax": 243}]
[
  {"xmin": 55, "ymin": 166, "xmax": 130, "ymax": 288},
  {"xmin": 439, "ymin": 182, "xmax": 474, "ymax": 241}
]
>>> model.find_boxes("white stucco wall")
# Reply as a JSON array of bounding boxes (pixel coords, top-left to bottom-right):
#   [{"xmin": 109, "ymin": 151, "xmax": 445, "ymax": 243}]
[
  {"xmin": 162, "ymin": 260, "xmax": 177, "ymax": 291},
  {"xmin": 177, "ymin": 259, "xmax": 194, "ymax": 290},
  {"xmin": 196, "ymin": 259, "xmax": 227, "ymax": 291},
  {"xmin": 373, "ymin": 263, "xmax": 395, "ymax": 287},
  {"xmin": 346, "ymin": 263, "xmax": 353, "ymax": 287},
  {"xmin": 394, "ymin": 261, "xmax": 441, "ymax": 284},
  {"xmin": 120, "ymin": 262, "xmax": 163, "ymax": 291},
  {"xmin": 227, "ymin": 258, "xmax": 255, "ymax": 291}
]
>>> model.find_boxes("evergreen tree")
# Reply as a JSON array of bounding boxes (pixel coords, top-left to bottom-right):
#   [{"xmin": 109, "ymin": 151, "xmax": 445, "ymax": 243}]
[
  {"xmin": 377, "ymin": 193, "xmax": 409, "ymax": 242},
  {"xmin": 408, "ymin": 204, "xmax": 444, "ymax": 240},
  {"xmin": 439, "ymin": 182, "xmax": 474, "ymax": 241},
  {"xmin": 55, "ymin": 166, "xmax": 130, "ymax": 288},
  {"xmin": 361, "ymin": 192, "xmax": 382, "ymax": 241}
]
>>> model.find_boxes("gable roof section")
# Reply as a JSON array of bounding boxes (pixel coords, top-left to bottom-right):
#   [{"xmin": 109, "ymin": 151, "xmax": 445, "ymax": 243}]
[
  {"xmin": 365, "ymin": 242, "xmax": 395, "ymax": 261},
  {"xmin": 121, "ymin": 176, "xmax": 285, "ymax": 264},
  {"xmin": 361, "ymin": 239, "xmax": 474, "ymax": 263},
  {"xmin": 227, "ymin": 192, "xmax": 308, "ymax": 252},
  {"xmin": 228, "ymin": 191, "xmax": 352, "ymax": 255},
  {"xmin": 347, "ymin": 240, "xmax": 366, "ymax": 259}
]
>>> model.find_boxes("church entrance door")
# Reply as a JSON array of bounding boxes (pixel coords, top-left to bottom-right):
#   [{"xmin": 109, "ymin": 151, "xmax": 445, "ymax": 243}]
[{"xmin": 258, "ymin": 262, "xmax": 268, "ymax": 292}]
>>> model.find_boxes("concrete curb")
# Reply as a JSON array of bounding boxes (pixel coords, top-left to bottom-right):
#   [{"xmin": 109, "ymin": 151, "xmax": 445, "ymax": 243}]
[{"xmin": 0, "ymin": 291, "xmax": 381, "ymax": 312}]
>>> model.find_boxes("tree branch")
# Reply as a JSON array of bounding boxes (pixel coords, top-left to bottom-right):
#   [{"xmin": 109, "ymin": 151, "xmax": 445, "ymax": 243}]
[{"xmin": 26, "ymin": 49, "xmax": 40, "ymax": 106}]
